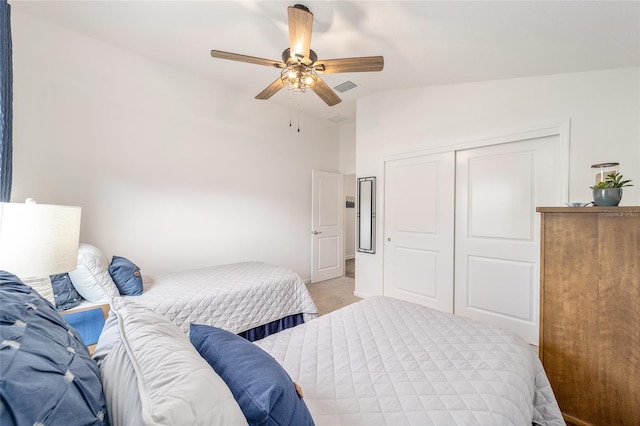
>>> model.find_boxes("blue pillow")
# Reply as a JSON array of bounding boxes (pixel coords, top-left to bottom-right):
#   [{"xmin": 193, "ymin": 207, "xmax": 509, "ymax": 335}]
[
  {"xmin": 108, "ymin": 256, "xmax": 143, "ymax": 296},
  {"xmin": 50, "ymin": 273, "xmax": 82, "ymax": 311},
  {"xmin": 0, "ymin": 271, "xmax": 109, "ymax": 426},
  {"xmin": 190, "ymin": 323, "xmax": 314, "ymax": 426}
]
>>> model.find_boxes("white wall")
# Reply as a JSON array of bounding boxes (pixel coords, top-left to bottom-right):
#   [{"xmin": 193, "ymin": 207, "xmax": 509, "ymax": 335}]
[
  {"xmin": 355, "ymin": 67, "xmax": 640, "ymax": 297},
  {"xmin": 339, "ymin": 122, "xmax": 356, "ymax": 175},
  {"xmin": 10, "ymin": 10, "xmax": 340, "ymax": 281}
]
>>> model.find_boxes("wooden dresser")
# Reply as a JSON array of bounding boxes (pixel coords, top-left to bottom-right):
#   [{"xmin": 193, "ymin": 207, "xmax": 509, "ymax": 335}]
[{"xmin": 537, "ymin": 207, "xmax": 640, "ymax": 426}]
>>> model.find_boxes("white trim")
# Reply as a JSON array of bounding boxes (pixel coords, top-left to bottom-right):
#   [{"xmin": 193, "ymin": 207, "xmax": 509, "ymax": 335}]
[
  {"xmin": 378, "ymin": 121, "xmax": 572, "ymax": 328},
  {"xmin": 379, "ymin": 121, "xmax": 572, "ymax": 264},
  {"xmin": 383, "ymin": 120, "xmax": 571, "ymax": 163},
  {"xmin": 556, "ymin": 120, "xmax": 572, "ymax": 204}
]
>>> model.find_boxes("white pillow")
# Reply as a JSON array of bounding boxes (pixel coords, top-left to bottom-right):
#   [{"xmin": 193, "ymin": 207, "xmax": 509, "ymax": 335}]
[
  {"xmin": 94, "ymin": 297, "xmax": 247, "ymax": 426},
  {"xmin": 68, "ymin": 243, "xmax": 119, "ymax": 302}
]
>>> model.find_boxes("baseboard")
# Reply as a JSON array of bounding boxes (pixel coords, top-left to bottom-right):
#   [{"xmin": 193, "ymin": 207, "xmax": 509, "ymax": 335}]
[{"xmin": 353, "ymin": 290, "xmax": 372, "ymax": 299}]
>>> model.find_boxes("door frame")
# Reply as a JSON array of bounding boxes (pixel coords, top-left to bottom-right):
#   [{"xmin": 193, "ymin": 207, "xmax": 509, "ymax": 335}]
[
  {"xmin": 382, "ymin": 120, "xmax": 571, "ymax": 238},
  {"xmin": 383, "ymin": 121, "xmax": 570, "ymax": 193},
  {"xmin": 380, "ymin": 121, "xmax": 570, "ymax": 332}
]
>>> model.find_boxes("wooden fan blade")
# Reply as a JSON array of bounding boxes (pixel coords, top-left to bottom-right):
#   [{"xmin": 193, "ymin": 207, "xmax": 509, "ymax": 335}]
[
  {"xmin": 312, "ymin": 77, "xmax": 341, "ymax": 106},
  {"xmin": 314, "ymin": 56, "xmax": 384, "ymax": 73},
  {"xmin": 288, "ymin": 5, "xmax": 313, "ymax": 63},
  {"xmin": 255, "ymin": 78, "xmax": 286, "ymax": 100},
  {"xmin": 211, "ymin": 50, "xmax": 285, "ymax": 68}
]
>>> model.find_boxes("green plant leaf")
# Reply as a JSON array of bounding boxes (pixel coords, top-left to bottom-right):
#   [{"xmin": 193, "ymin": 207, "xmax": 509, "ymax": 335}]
[
  {"xmin": 590, "ymin": 181, "xmax": 610, "ymax": 189},
  {"xmin": 591, "ymin": 172, "xmax": 634, "ymax": 188}
]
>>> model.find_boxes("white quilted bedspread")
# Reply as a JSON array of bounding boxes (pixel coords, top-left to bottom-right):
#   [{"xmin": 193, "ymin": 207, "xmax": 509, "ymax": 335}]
[
  {"xmin": 255, "ymin": 296, "xmax": 564, "ymax": 426},
  {"xmin": 132, "ymin": 262, "xmax": 317, "ymax": 334}
]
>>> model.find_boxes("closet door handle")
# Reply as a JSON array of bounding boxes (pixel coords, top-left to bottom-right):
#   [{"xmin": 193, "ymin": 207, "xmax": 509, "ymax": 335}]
[{"xmin": 313, "ymin": 231, "xmax": 322, "ymax": 235}]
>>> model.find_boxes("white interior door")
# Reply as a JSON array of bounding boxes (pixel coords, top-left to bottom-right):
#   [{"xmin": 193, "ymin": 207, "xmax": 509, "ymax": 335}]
[
  {"xmin": 454, "ymin": 136, "xmax": 564, "ymax": 344},
  {"xmin": 383, "ymin": 152, "xmax": 455, "ymax": 313},
  {"xmin": 311, "ymin": 170, "xmax": 344, "ymax": 283}
]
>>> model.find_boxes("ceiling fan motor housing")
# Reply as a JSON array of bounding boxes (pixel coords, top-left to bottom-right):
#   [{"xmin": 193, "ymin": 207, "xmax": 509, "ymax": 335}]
[{"xmin": 282, "ymin": 48, "xmax": 317, "ymax": 65}]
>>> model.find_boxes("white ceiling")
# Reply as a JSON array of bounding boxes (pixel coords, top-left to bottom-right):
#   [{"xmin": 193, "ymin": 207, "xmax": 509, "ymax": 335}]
[{"xmin": 10, "ymin": 0, "xmax": 640, "ymax": 125}]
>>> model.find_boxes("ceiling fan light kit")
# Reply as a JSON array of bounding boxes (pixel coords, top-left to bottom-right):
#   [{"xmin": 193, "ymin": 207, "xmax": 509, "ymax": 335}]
[
  {"xmin": 281, "ymin": 66, "xmax": 317, "ymax": 92},
  {"xmin": 210, "ymin": 4, "xmax": 384, "ymax": 107},
  {"xmin": 280, "ymin": 48, "xmax": 319, "ymax": 93}
]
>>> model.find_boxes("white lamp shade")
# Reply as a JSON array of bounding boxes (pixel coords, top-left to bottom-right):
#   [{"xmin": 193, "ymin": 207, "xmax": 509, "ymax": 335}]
[{"xmin": 0, "ymin": 202, "xmax": 81, "ymax": 278}]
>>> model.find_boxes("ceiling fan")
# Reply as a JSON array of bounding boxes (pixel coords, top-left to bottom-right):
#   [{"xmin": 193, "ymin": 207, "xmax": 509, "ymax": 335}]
[{"xmin": 210, "ymin": 4, "xmax": 384, "ymax": 107}]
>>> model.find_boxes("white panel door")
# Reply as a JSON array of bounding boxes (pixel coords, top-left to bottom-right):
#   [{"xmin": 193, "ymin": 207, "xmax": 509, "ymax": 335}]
[
  {"xmin": 383, "ymin": 152, "xmax": 455, "ymax": 313},
  {"xmin": 455, "ymin": 136, "xmax": 563, "ymax": 344},
  {"xmin": 311, "ymin": 170, "xmax": 344, "ymax": 283}
]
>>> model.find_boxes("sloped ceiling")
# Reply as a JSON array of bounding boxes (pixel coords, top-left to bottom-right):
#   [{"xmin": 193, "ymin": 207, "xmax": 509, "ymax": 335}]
[{"xmin": 10, "ymin": 0, "xmax": 640, "ymax": 125}]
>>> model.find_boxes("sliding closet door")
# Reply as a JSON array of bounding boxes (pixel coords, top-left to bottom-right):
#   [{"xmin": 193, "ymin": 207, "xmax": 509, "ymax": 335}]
[
  {"xmin": 454, "ymin": 136, "xmax": 563, "ymax": 345},
  {"xmin": 383, "ymin": 152, "xmax": 455, "ymax": 313}
]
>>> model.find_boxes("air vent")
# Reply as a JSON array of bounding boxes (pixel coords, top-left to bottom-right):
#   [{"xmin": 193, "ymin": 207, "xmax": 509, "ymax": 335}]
[
  {"xmin": 333, "ymin": 81, "xmax": 358, "ymax": 93},
  {"xmin": 327, "ymin": 114, "xmax": 349, "ymax": 123}
]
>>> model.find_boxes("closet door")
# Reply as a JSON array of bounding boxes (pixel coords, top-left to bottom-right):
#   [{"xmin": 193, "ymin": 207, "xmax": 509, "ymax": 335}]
[
  {"xmin": 383, "ymin": 152, "xmax": 455, "ymax": 313},
  {"xmin": 454, "ymin": 136, "xmax": 562, "ymax": 344}
]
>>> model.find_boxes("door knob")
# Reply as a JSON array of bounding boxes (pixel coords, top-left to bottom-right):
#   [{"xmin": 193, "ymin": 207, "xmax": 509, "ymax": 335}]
[
  {"xmin": 313, "ymin": 231, "xmax": 322, "ymax": 235},
  {"xmin": 387, "ymin": 237, "xmax": 391, "ymax": 241}
]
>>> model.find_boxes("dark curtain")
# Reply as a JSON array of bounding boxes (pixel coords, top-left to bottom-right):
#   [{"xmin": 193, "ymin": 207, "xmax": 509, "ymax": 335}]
[{"xmin": 0, "ymin": 0, "xmax": 12, "ymax": 202}]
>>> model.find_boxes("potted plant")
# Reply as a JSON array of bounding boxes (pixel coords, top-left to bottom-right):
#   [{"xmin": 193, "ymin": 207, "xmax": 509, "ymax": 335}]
[{"xmin": 590, "ymin": 172, "xmax": 633, "ymax": 206}]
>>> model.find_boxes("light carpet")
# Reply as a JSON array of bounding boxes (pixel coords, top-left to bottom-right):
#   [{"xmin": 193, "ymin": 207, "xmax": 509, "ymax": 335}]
[{"xmin": 306, "ymin": 276, "xmax": 362, "ymax": 316}]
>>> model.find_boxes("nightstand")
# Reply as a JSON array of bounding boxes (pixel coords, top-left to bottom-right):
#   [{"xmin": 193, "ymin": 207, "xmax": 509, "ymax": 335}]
[{"xmin": 60, "ymin": 303, "xmax": 110, "ymax": 356}]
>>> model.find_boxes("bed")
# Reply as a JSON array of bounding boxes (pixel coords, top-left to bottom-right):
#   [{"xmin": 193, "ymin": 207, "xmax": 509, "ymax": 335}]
[
  {"xmin": 62, "ymin": 242, "xmax": 318, "ymax": 341},
  {"xmin": 132, "ymin": 261, "xmax": 318, "ymax": 339},
  {"xmin": 98, "ymin": 296, "xmax": 563, "ymax": 425},
  {"xmin": 253, "ymin": 296, "xmax": 564, "ymax": 425},
  {"xmin": 1, "ymin": 271, "xmax": 563, "ymax": 425}
]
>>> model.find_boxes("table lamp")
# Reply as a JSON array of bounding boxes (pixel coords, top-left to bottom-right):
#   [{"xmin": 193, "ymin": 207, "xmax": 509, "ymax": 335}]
[{"xmin": 0, "ymin": 199, "xmax": 81, "ymax": 305}]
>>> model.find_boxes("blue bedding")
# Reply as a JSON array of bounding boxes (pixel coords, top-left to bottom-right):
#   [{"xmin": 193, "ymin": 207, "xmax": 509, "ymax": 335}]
[
  {"xmin": 63, "ymin": 307, "xmax": 107, "ymax": 346},
  {"xmin": 237, "ymin": 313, "xmax": 304, "ymax": 342},
  {"xmin": 0, "ymin": 271, "xmax": 109, "ymax": 426}
]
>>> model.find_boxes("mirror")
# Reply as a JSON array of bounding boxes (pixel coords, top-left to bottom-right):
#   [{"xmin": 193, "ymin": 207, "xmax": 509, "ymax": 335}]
[{"xmin": 357, "ymin": 177, "xmax": 376, "ymax": 254}]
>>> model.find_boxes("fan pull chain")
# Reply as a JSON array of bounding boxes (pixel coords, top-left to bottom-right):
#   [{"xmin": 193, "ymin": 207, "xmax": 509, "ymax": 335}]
[
  {"xmin": 286, "ymin": 91, "xmax": 301, "ymax": 133},
  {"xmin": 289, "ymin": 90, "xmax": 293, "ymax": 128}
]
